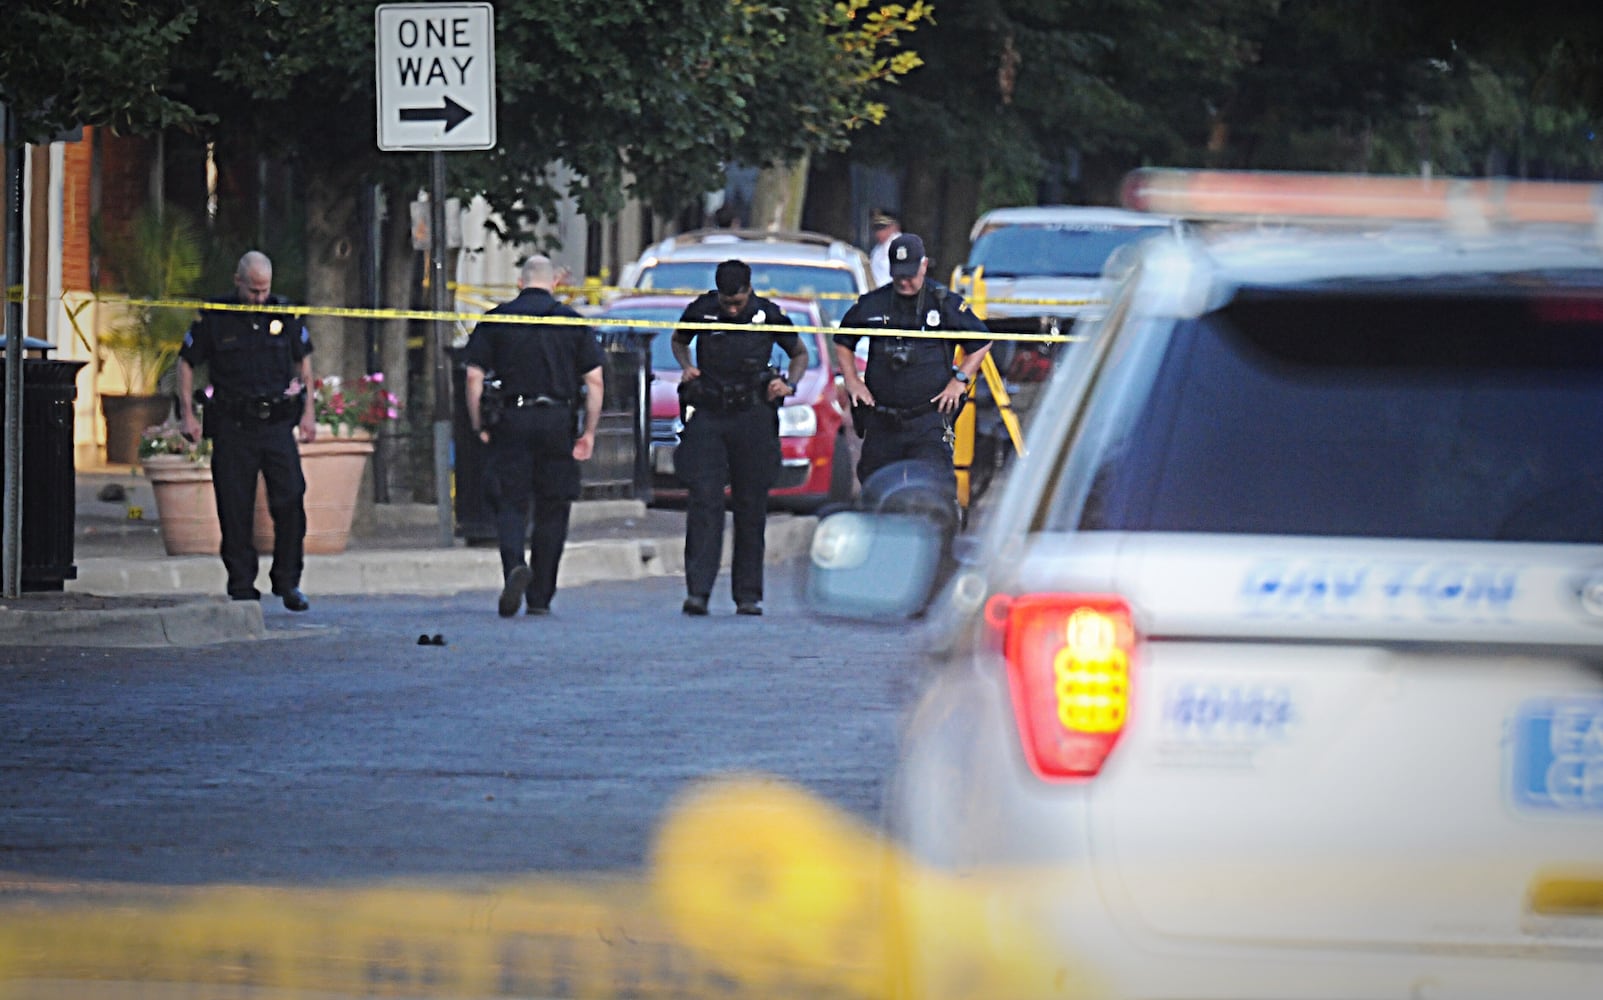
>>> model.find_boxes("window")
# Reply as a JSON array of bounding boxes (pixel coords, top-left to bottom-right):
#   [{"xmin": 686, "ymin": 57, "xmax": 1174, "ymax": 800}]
[
  {"xmin": 967, "ymin": 225, "xmax": 1165, "ymax": 279},
  {"xmin": 1056, "ymin": 286, "xmax": 1603, "ymax": 543}
]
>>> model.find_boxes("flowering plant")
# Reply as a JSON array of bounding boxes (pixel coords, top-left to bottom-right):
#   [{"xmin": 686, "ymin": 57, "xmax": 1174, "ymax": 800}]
[
  {"xmin": 138, "ymin": 416, "xmax": 212, "ymax": 464},
  {"xmin": 312, "ymin": 373, "xmax": 401, "ymax": 436}
]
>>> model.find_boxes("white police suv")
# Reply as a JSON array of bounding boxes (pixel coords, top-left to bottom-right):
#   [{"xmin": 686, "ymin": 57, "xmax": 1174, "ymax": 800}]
[{"xmin": 811, "ymin": 170, "xmax": 1603, "ymax": 999}]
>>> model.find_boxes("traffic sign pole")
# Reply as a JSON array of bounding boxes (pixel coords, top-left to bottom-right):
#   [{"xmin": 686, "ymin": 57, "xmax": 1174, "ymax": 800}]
[
  {"xmin": 376, "ymin": 3, "xmax": 496, "ymax": 547},
  {"xmin": 430, "ymin": 152, "xmax": 452, "ymax": 549}
]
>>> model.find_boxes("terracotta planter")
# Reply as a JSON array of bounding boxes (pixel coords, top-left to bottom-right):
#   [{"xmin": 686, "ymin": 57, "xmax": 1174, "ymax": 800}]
[
  {"xmin": 254, "ymin": 429, "xmax": 375, "ymax": 555},
  {"xmin": 103, "ymin": 393, "xmax": 174, "ymax": 465},
  {"xmin": 142, "ymin": 454, "xmax": 221, "ymax": 556}
]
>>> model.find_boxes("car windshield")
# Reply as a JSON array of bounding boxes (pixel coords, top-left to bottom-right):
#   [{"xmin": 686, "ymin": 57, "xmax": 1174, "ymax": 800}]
[
  {"xmin": 636, "ymin": 261, "xmax": 858, "ymax": 324},
  {"xmin": 1055, "ymin": 286, "xmax": 1603, "ymax": 543},
  {"xmin": 968, "ymin": 224, "xmax": 1163, "ymax": 278},
  {"xmin": 599, "ymin": 304, "xmax": 819, "ymax": 371}
]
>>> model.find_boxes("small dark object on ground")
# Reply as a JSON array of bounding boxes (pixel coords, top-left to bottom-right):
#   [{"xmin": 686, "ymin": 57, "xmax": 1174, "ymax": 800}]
[{"xmin": 97, "ymin": 483, "xmax": 128, "ymax": 503}]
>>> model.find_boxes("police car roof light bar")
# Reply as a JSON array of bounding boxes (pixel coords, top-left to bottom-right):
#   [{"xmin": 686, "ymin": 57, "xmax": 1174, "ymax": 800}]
[{"xmin": 1120, "ymin": 168, "xmax": 1603, "ymax": 235}]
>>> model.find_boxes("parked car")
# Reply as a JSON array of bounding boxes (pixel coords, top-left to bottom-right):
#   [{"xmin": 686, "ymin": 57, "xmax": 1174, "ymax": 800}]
[
  {"xmin": 592, "ymin": 294, "xmax": 860, "ymax": 511},
  {"xmin": 618, "ymin": 229, "xmax": 872, "ymax": 326},
  {"xmin": 950, "ymin": 206, "xmax": 1180, "ymax": 504},
  {"xmin": 811, "ymin": 171, "xmax": 1603, "ymax": 999}
]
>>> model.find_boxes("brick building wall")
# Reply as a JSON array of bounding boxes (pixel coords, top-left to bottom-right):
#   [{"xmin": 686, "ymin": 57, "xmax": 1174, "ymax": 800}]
[{"xmin": 59, "ymin": 130, "xmax": 94, "ymax": 292}]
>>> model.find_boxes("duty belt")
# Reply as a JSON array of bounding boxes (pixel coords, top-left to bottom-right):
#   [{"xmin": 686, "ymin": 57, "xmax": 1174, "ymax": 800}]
[
  {"xmin": 216, "ymin": 393, "xmax": 303, "ymax": 423},
  {"xmin": 508, "ymin": 394, "xmax": 568, "ymax": 408},
  {"xmin": 873, "ymin": 401, "xmax": 940, "ymax": 423}
]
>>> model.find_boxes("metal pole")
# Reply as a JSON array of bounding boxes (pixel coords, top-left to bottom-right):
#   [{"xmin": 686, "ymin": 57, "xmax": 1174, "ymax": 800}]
[
  {"xmin": 430, "ymin": 152, "xmax": 453, "ymax": 547},
  {"xmin": 364, "ymin": 183, "xmax": 389, "ymax": 503},
  {"xmin": 2, "ymin": 104, "xmax": 24, "ymax": 598}
]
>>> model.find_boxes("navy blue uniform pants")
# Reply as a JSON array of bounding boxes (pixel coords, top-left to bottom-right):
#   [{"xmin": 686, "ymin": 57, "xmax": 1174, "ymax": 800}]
[
  {"xmin": 210, "ymin": 416, "xmax": 306, "ymax": 599},
  {"xmin": 484, "ymin": 405, "xmax": 581, "ymax": 611},
  {"xmin": 676, "ymin": 405, "xmax": 780, "ymax": 604},
  {"xmin": 857, "ymin": 408, "xmax": 958, "ymax": 501}
]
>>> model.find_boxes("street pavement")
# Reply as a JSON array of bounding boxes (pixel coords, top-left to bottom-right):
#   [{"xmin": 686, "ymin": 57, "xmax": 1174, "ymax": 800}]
[{"xmin": 0, "ymin": 468, "xmax": 818, "ymax": 648}]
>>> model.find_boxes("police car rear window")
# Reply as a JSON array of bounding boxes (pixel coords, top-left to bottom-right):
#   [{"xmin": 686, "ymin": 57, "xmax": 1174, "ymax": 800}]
[{"xmin": 1065, "ymin": 288, "xmax": 1603, "ymax": 542}]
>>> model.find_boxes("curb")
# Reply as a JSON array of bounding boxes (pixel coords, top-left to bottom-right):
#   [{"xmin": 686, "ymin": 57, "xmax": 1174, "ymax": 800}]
[
  {"xmin": 4, "ymin": 516, "xmax": 817, "ymax": 647},
  {"xmin": 0, "ymin": 598, "xmax": 265, "ymax": 648}
]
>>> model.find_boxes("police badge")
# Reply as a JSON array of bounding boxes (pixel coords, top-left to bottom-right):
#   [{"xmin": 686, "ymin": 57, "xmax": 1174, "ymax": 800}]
[
  {"xmin": 269, "ymin": 319, "xmax": 284, "ymax": 336},
  {"xmin": 926, "ymin": 309, "xmax": 941, "ymax": 327}
]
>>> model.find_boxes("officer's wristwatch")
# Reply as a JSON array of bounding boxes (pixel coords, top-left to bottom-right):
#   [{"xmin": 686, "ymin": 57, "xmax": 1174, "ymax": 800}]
[{"xmin": 951, "ymin": 367, "xmax": 970, "ymax": 384}]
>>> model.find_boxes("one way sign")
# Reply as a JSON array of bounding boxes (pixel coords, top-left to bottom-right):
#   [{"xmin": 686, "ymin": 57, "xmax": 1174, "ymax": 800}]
[{"xmin": 376, "ymin": 2, "xmax": 496, "ymax": 151}]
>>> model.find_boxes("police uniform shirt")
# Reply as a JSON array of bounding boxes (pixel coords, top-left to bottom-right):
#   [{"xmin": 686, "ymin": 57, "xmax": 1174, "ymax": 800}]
[
  {"xmin": 834, "ymin": 281, "xmax": 990, "ymax": 408},
  {"xmin": 674, "ymin": 292, "xmax": 801, "ymax": 384},
  {"xmin": 179, "ymin": 293, "xmax": 313, "ymax": 399},
  {"xmin": 464, "ymin": 288, "xmax": 603, "ymax": 399}
]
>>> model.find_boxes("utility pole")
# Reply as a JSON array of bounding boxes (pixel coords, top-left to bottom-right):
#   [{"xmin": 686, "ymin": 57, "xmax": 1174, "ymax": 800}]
[{"xmin": 2, "ymin": 103, "xmax": 25, "ymax": 598}]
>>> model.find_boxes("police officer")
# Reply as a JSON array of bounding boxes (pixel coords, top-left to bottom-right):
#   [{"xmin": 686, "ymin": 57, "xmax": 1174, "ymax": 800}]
[
  {"xmin": 464, "ymin": 255, "xmax": 605, "ymax": 617},
  {"xmin": 832, "ymin": 233, "xmax": 993, "ymax": 503},
  {"xmin": 177, "ymin": 251, "xmax": 316, "ymax": 611},
  {"xmin": 674, "ymin": 259, "xmax": 809, "ymax": 617}
]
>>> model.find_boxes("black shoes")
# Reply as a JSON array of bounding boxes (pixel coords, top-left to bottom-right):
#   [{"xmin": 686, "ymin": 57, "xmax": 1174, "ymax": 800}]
[
  {"xmin": 526, "ymin": 605, "xmax": 550, "ymax": 616},
  {"xmin": 499, "ymin": 566, "xmax": 533, "ymax": 617},
  {"xmin": 682, "ymin": 596, "xmax": 762, "ymax": 615},
  {"xmin": 276, "ymin": 588, "xmax": 310, "ymax": 612}
]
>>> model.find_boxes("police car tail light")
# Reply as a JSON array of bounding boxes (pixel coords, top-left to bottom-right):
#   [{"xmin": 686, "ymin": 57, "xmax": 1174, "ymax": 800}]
[{"xmin": 997, "ymin": 594, "xmax": 1135, "ymax": 780}]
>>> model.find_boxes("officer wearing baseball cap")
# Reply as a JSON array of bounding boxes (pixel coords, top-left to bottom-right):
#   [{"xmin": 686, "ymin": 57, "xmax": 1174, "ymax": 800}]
[
  {"xmin": 832, "ymin": 233, "xmax": 992, "ymax": 504},
  {"xmin": 868, "ymin": 210, "xmax": 902, "ymax": 287}
]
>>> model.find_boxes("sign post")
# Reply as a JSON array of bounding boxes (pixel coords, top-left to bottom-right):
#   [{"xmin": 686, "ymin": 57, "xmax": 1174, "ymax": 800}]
[{"xmin": 376, "ymin": 3, "xmax": 496, "ymax": 547}]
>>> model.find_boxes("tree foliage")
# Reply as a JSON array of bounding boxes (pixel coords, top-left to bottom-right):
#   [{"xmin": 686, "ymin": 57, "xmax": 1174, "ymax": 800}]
[
  {"xmin": 3, "ymin": 1, "xmax": 927, "ymax": 245},
  {"xmin": 848, "ymin": 0, "xmax": 1603, "ymax": 207}
]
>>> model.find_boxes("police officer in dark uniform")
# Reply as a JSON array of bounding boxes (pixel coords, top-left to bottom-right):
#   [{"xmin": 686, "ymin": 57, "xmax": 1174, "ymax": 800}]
[
  {"xmin": 177, "ymin": 251, "xmax": 316, "ymax": 611},
  {"xmin": 673, "ymin": 259, "xmax": 809, "ymax": 617},
  {"xmin": 832, "ymin": 233, "xmax": 992, "ymax": 503},
  {"xmin": 464, "ymin": 255, "xmax": 605, "ymax": 617}
]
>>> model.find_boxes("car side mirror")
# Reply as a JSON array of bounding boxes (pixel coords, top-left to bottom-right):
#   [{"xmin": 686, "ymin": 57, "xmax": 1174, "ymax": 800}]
[{"xmin": 806, "ymin": 511, "xmax": 945, "ymax": 619}]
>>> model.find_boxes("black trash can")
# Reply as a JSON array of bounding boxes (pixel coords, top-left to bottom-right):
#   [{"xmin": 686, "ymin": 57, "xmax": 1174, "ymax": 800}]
[
  {"xmin": 0, "ymin": 346, "xmax": 89, "ymax": 591},
  {"xmin": 449, "ymin": 347, "xmax": 496, "ymax": 544},
  {"xmin": 581, "ymin": 330, "xmax": 651, "ymax": 502}
]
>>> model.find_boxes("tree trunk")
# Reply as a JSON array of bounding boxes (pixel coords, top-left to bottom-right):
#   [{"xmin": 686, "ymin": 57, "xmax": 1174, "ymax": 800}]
[
  {"xmin": 802, "ymin": 153, "xmax": 855, "ymax": 242},
  {"xmin": 936, "ymin": 171, "xmax": 981, "ymax": 280},
  {"xmin": 901, "ymin": 157, "xmax": 943, "ymax": 250},
  {"xmin": 304, "ymin": 167, "xmax": 366, "ymax": 387},
  {"xmin": 378, "ymin": 186, "xmax": 419, "ymax": 502},
  {"xmin": 751, "ymin": 156, "xmax": 810, "ymax": 232}
]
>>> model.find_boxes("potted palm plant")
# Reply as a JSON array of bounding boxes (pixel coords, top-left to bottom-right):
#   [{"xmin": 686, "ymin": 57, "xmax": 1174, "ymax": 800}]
[{"xmin": 96, "ymin": 206, "xmax": 203, "ymax": 464}]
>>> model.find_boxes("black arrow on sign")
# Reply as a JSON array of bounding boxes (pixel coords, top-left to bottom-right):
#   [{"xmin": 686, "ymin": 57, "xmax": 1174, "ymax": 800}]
[{"xmin": 399, "ymin": 95, "xmax": 473, "ymax": 133}]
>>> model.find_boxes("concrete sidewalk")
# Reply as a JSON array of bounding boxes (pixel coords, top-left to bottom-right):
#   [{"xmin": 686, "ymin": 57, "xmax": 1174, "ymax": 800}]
[{"xmin": 0, "ymin": 469, "xmax": 817, "ymax": 647}]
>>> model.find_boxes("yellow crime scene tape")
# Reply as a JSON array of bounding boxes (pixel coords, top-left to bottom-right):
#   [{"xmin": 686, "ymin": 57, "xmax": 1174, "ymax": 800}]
[
  {"xmin": 0, "ymin": 775, "xmax": 1101, "ymax": 1000},
  {"xmin": 7, "ymin": 286, "xmax": 1091, "ymax": 346}
]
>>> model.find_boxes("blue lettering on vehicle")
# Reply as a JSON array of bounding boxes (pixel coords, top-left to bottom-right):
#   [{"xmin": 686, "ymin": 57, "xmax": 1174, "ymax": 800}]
[
  {"xmin": 1510, "ymin": 700, "xmax": 1603, "ymax": 812},
  {"xmin": 1164, "ymin": 684, "xmax": 1295, "ymax": 740},
  {"xmin": 1241, "ymin": 559, "xmax": 1518, "ymax": 621}
]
